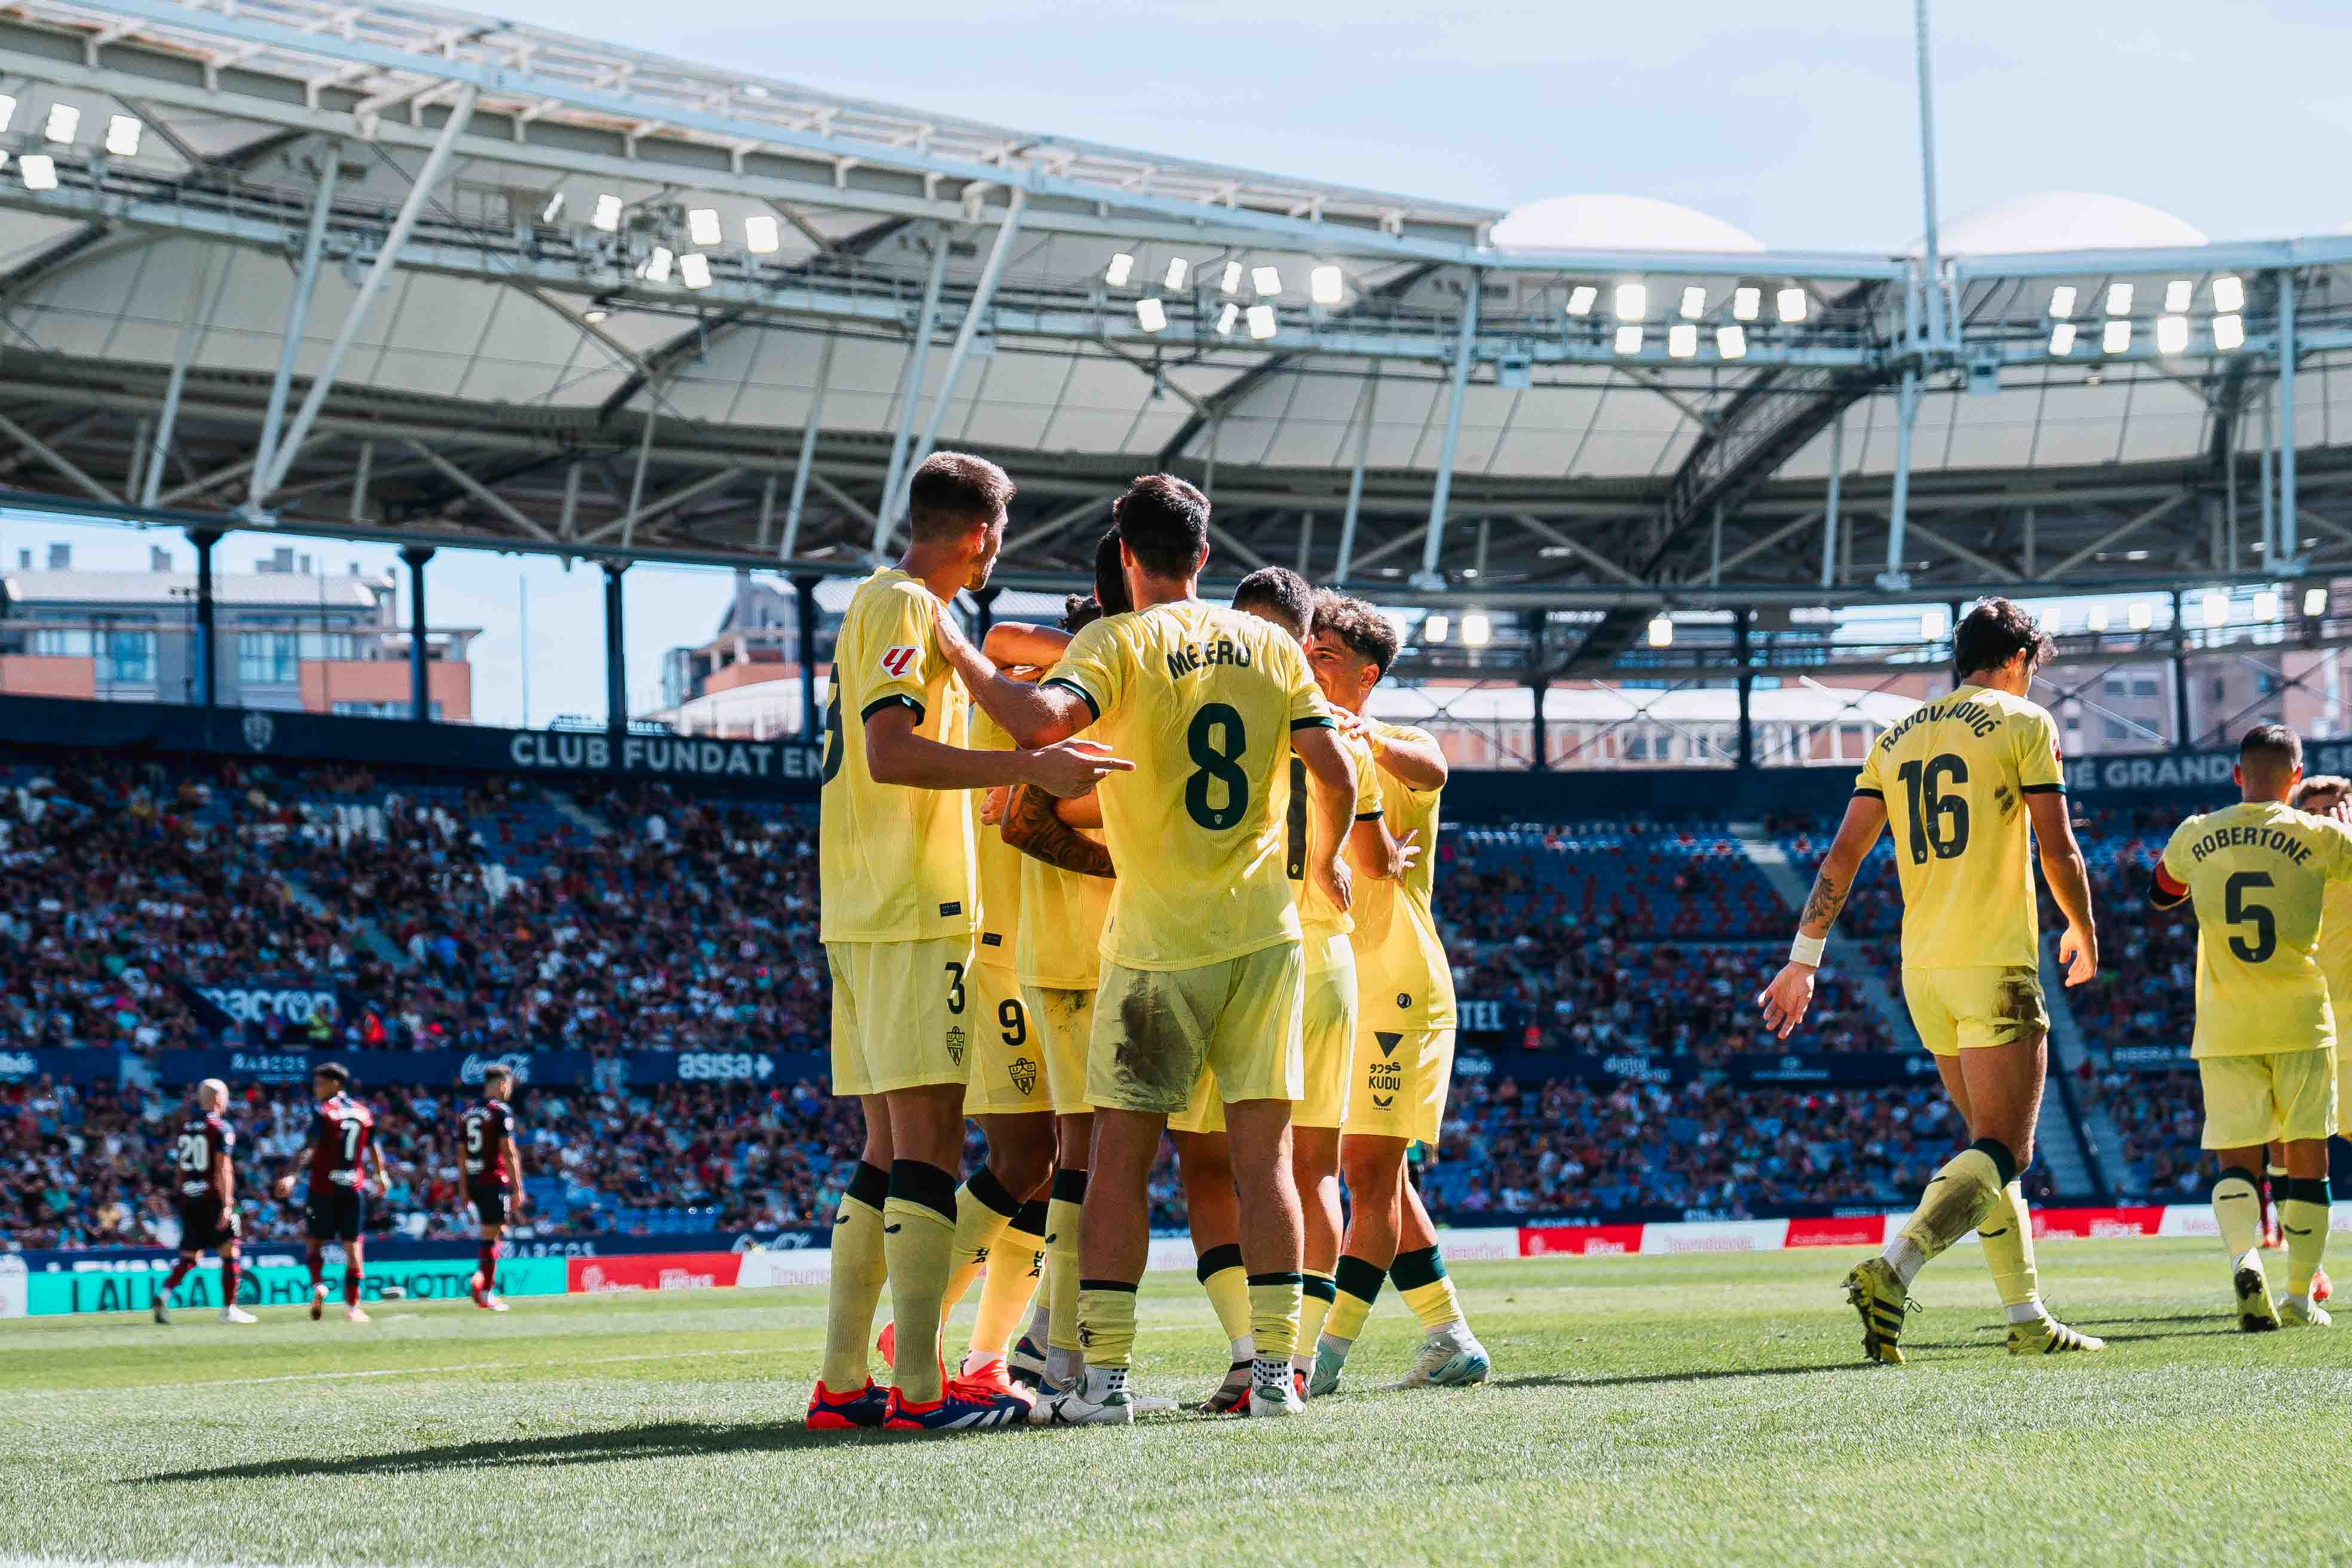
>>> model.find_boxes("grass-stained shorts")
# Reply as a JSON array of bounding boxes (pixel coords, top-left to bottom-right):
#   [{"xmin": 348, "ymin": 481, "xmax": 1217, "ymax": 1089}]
[
  {"xmin": 1901, "ymin": 964, "xmax": 2049, "ymax": 1057},
  {"xmin": 1091, "ymin": 939, "xmax": 1304, "ymax": 1121}
]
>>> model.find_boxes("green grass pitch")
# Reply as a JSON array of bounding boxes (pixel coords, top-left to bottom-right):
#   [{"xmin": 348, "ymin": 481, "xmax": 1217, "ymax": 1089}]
[{"xmin": 5, "ymin": 1239, "xmax": 2350, "ymax": 1566}]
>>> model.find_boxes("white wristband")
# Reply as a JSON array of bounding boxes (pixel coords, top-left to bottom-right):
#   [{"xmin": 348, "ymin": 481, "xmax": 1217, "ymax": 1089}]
[{"xmin": 1788, "ymin": 933, "xmax": 1827, "ymax": 967}]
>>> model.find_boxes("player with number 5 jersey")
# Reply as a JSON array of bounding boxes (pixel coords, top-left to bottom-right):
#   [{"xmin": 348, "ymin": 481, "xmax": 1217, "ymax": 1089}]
[{"xmin": 1757, "ymin": 598, "xmax": 2103, "ymax": 1367}]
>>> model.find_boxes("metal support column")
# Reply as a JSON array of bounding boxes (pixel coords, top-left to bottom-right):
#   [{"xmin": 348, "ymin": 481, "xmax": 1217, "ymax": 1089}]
[
  {"xmin": 2170, "ymin": 586, "xmax": 2192, "ymax": 748},
  {"xmin": 1912, "ymin": 0, "xmax": 1946, "ymax": 350},
  {"xmin": 145, "ymin": 253, "xmax": 220, "ymax": 508},
  {"xmin": 1878, "ymin": 370, "xmax": 1921, "ymax": 592},
  {"xmin": 2278, "ymin": 268, "xmax": 2300, "ymax": 571},
  {"xmin": 872, "ymin": 225, "xmax": 951, "ymax": 561},
  {"xmin": 898, "ymin": 191, "xmax": 1027, "ymax": 523},
  {"xmin": 1735, "ymin": 607, "xmax": 1755, "ymax": 770},
  {"xmin": 794, "ymin": 574, "xmax": 822, "ymax": 745},
  {"xmin": 1334, "ymin": 369, "xmax": 1377, "ymax": 586},
  {"xmin": 1524, "ymin": 607, "xmax": 1549, "ymax": 771},
  {"xmin": 782, "ymin": 337, "xmax": 837, "ymax": 560},
  {"xmin": 251, "ymin": 142, "xmax": 342, "ymax": 505},
  {"xmin": 602, "ymin": 561, "xmax": 628, "ymax": 738},
  {"xmin": 1821, "ymin": 412, "xmax": 1843, "ymax": 587},
  {"xmin": 1414, "ymin": 271, "xmax": 1480, "ymax": 591},
  {"xmin": 399, "ymin": 544, "xmax": 433, "ymax": 722},
  {"xmin": 189, "ymin": 528, "xmax": 219, "ymax": 708},
  {"xmin": 257, "ymin": 85, "xmax": 478, "ymax": 504}
]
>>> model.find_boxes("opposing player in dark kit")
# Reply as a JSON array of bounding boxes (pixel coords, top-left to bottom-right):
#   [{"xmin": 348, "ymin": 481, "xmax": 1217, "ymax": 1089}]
[{"xmin": 153, "ymin": 1077, "xmax": 257, "ymax": 1325}]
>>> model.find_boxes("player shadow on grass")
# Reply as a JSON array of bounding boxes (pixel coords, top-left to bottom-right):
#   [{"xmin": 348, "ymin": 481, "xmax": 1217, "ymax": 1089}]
[
  {"xmin": 125, "ymin": 1421, "xmax": 920, "ymax": 1484},
  {"xmin": 1495, "ymin": 1361, "xmax": 1867, "ymax": 1389}
]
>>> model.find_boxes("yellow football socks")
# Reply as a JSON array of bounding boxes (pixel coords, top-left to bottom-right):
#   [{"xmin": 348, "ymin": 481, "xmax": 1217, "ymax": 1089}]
[
  {"xmin": 1247, "ymin": 1272, "xmax": 1303, "ymax": 1365},
  {"xmin": 1891, "ymin": 1142, "xmax": 2009, "ymax": 1281},
  {"xmin": 942, "ymin": 1167, "xmax": 1022, "ymax": 1318},
  {"xmin": 1296, "ymin": 1270, "xmax": 1336, "ymax": 1366},
  {"xmin": 818, "ymin": 1161, "xmax": 890, "ymax": 1392},
  {"xmin": 1323, "ymin": 1255, "xmax": 1385, "ymax": 1345},
  {"xmin": 882, "ymin": 1160, "xmax": 960, "ymax": 1404},
  {"xmin": 1077, "ymin": 1279, "xmax": 1138, "ymax": 1371},
  {"xmin": 2281, "ymin": 1177, "xmax": 2332, "ymax": 1297},
  {"xmin": 969, "ymin": 1199, "xmax": 1048, "ymax": 1362},
  {"xmin": 2212, "ymin": 1167, "xmax": 2263, "ymax": 1260},
  {"xmin": 1976, "ymin": 1180, "xmax": 2040, "ymax": 1309},
  {"xmin": 1196, "ymin": 1243, "xmax": 1254, "ymax": 1355},
  {"xmin": 1046, "ymin": 1172, "xmax": 1085, "ymax": 1356},
  {"xmin": 1391, "ymin": 1245, "xmax": 1462, "ymax": 1331}
]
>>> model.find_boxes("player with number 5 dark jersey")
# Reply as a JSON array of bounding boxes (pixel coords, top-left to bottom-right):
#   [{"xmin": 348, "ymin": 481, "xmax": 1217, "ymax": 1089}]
[
  {"xmin": 273, "ymin": 1062, "xmax": 388, "ymax": 1324},
  {"xmin": 459, "ymin": 1065, "xmax": 525, "ymax": 1312}
]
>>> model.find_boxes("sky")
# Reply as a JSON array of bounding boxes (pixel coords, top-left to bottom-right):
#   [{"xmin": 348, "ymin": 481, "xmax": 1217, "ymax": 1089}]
[{"xmin": 12, "ymin": 1, "xmax": 2351, "ymax": 728}]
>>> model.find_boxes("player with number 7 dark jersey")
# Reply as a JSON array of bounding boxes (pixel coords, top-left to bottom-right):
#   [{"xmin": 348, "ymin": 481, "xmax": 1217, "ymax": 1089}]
[
  {"xmin": 459, "ymin": 1064, "xmax": 525, "ymax": 1312},
  {"xmin": 273, "ymin": 1062, "xmax": 388, "ymax": 1324}
]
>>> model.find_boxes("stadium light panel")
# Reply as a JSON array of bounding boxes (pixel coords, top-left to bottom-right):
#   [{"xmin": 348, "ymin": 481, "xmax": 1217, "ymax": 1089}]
[
  {"xmin": 1247, "ymin": 304, "xmax": 1278, "ymax": 339},
  {"xmin": 1667, "ymin": 323, "xmax": 1698, "ymax": 358},
  {"xmin": 2255, "ymin": 589, "xmax": 2280, "ymax": 621},
  {"xmin": 2201, "ymin": 589, "xmax": 2229, "ymax": 626},
  {"xmin": 2048, "ymin": 322, "xmax": 2077, "ymax": 356},
  {"xmin": 584, "ymin": 308, "xmax": 608, "ymax": 324},
  {"xmin": 2306, "ymin": 587, "xmax": 2329, "ymax": 617},
  {"xmin": 1104, "ymin": 252, "xmax": 1135, "ymax": 287},
  {"xmin": 1310, "ymin": 265, "xmax": 1344, "ymax": 305},
  {"xmin": 1222, "ymin": 261, "xmax": 1244, "ymax": 295},
  {"xmin": 2127, "ymin": 601, "xmax": 2153, "ymax": 631},
  {"xmin": 1252, "ymin": 265, "xmax": 1282, "ymax": 298},
  {"xmin": 2155, "ymin": 315, "xmax": 2189, "ymax": 355},
  {"xmin": 2102, "ymin": 318, "xmax": 2131, "ymax": 354},
  {"xmin": 678, "ymin": 252, "xmax": 712, "ymax": 290},
  {"xmin": 1613, "ymin": 324, "xmax": 1643, "ymax": 356},
  {"xmin": 1921, "ymin": 609, "xmax": 1947, "ymax": 641},
  {"xmin": 1679, "ymin": 286, "xmax": 1706, "ymax": 320},
  {"xmin": 43, "ymin": 103, "xmax": 76, "ymax": 144},
  {"xmin": 1566, "ymin": 284, "xmax": 1598, "ymax": 317},
  {"xmin": 2213, "ymin": 313, "xmax": 2246, "ymax": 351},
  {"xmin": 1135, "ymin": 297, "xmax": 1166, "ymax": 333},
  {"xmin": 0, "ymin": 96, "xmax": 14, "ymax": 134},
  {"xmin": 2087, "ymin": 605, "xmax": 2110, "ymax": 632},
  {"xmin": 1732, "ymin": 286, "xmax": 1760, "ymax": 321},
  {"xmin": 18, "ymin": 154, "xmax": 56, "ymax": 192},
  {"xmin": 2164, "ymin": 279, "xmax": 2192, "ymax": 313},
  {"xmin": 1462, "ymin": 612, "xmax": 1492, "ymax": 647},
  {"xmin": 2047, "ymin": 284, "xmax": 2077, "ymax": 319},
  {"xmin": 1716, "ymin": 324, "xmax": 1748, "ymax": 360},
  {"xmin": 640, "ymin": 246, "xmax": 674, "ymax": 283},
  {"xmin": 590, "ymin": 194, "xmax": 623, "ymax": 232},
  {"xmin": 1164, "ymin": 257, "xmax": 1189, "ymax": 291},
  {"xmin": 2213, "ymin": 274, "xmax": 2246, "ymax": 313},
  {"xmin": 540, "ymin": 191, "xmax": 565, "ymax": 224},
  {"xmin": 1614, "ymin": 283, "xmax": 1646, "ymax": 321},
  {"xmin": 1776, "ymin": 287, "xmax": 1808, "ymax": 324},
  {"xmin": 744, "ymin": 215, "xmax": 780, "ymax": 254},
  {"xmin": 1423, "ymin": 614, "xmax": 1448, "ymax": 644},
  {"xmin": 1216, "ymin": 302, "xmax": 1238, "ymax": 336},
  {"xmin": 1646, "ymin": 615, "xmax": 1673, "ymax": 648},
  {"xmin": 2105, "ymin": 282, "xmax": 2134, "ymax": 316},
  {"xmin": 104, "ymin": 115, "xmax": 140, "ymax": 157},
  {"xmin": 687, "ymin": 208, "xmax": 721, "ymax": 247}
]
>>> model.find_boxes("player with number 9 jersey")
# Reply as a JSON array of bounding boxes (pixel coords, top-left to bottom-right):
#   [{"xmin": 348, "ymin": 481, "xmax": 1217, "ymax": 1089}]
[{"xmin": 1852, "ymin": 680, "xmax": 2066, "ymax": 1055}]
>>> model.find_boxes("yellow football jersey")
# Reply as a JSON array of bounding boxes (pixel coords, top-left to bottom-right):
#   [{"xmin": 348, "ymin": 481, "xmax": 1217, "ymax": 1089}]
[
  {"xmin": 816, "ymin": 568, "xmax": 976, "ymax": 944},
  {"xmin": 1349, "ymin": 719, "xmax": 1457, "ymax": 1031},
  {"xmin": 1283, "ymin": 728, "xmax": 1382, "ymax": 945},
  {"xmin": 2319, "ymin": 878, "xmax": 2352, "ymax": 1018},
  {"xmin": 1043, "ymin": 600, "xmax": 1331, "ymax": 970},
  {"xmin": 1852, "ymin": 684, "xmax": 2065, "ymax": 970},
  {"xmin": 967, "ymin": 705, "xmax": 1025, "ymax": 972},
  {"xmin": 1014, "ymin": 825, "xmax": 1114, "ymax": 991},
  {"xmin": 2160, "ymin": 800, "xmax": 2352, "ymax": 1058}
]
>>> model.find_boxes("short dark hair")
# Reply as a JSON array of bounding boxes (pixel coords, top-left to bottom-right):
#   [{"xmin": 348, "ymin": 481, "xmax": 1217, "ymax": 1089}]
[
  {"xmin": 2243, "ymin": 722, "xmax": 2304, "ymax": 775},
  {"xmin": 1231, "ymin": 567, "xmax": 1313, "ymax": 639},
  {"xmin": 906, "ymin": 452, "xmax": 1014, "ymax": 542},
  {"xmin": 2293, "ymin": 773, "xmax": 2350, "ymax": 810},
  {"xmin": 313, "ymin": 1062, "xmax": 350, "ymax": 1088},
  {"xmin": 1952, "ymin": 597, "xmax": 2053, "ymax": 681},
  {"xmin": 1112, "ymin": 473, "xmax": 1210, "ymax": 580},
  {"xmin": 482, "ymin": 1064, "xmax": 513, "ymax": 1089},
  {"xmin": 1061, "ymin": 594, "xmax": 1103, "ymax": 635},
  {"xmin": 1092, "ymin": 526, "xmax": 1132, "ymax": 615},
  {"xmin": 1311, "ymin": 592, "xmax": 1401, "ymax": 677}
]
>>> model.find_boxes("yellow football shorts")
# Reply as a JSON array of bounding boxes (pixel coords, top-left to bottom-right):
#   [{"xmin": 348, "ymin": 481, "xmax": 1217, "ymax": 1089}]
[
  {"xmin": 1089, "ymin": 940, "xmax": 1303, "ymax": 1120},
  {"xmin": 1340, "ymin": 1025, "xmax": 1456, "ymax": 1145},
  {"xmin": 962, "ymin": 961, "xmax": 1046, "ymax": 1115},
  {"xmin": 1018, "ymin": 983, "xmax": 1097, "ymax": 1116},
  {"xmin": 1901, "ymin": 964, "xmax": 2049, "ymax": 1058},
  {"xmin": 826, "ymin": 935, "xmax": 978, "ymax": 1095},
  {"xmin": 1175, "ymin": 933, "xmax": 1353, "ymax": 1135},
  {"xmin": 2199, "ymin": 1047, "xmax": 2338, "ymax": 1148}
]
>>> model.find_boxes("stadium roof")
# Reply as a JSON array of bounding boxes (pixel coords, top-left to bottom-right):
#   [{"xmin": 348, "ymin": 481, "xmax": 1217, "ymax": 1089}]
[{"xmin": 0, "ymin": 0, "xmax": 2344, "ymax": 663}]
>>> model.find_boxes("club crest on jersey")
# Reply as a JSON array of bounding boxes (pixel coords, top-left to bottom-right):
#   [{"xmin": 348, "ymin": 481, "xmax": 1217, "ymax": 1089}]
[
  {"xmin": 945, "ymin": 1025, "xmax": 967, "ymax": 1067},
  {"xmin": 879, "ymin": 645, "xmax": 919, "ymax": 679},
  {"xmin": 1009, "ymin": 1055, "xmax": 1038, "ymax": 1095}
]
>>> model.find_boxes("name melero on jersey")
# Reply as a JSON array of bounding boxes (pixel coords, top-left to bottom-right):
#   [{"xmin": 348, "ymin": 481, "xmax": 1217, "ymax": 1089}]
[
  {"xmin": 1163, "ymin": 636, "xmax": 1255, "ymax": 682},
  {"xmin": 2180, "ymin": 823, "xmax": 2318, "ymax": 865},
  {"xmin": 1875, "ymin": 694, "xmax": 2002, "ymax": 749}
]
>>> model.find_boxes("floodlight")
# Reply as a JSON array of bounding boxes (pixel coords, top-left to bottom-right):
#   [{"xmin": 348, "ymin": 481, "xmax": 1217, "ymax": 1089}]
[
  {"xmin": 1252, "ymin": 265, "xmax": 1282, "ymax": 298},
  {"xmin": 1423, "ymin": 614, "xmax": 1448, "ymax": 644},
  {"xmin": 1679, "ymin": 285, "xmax": 1706, "ymax": 320},
  {"xmin": 2213, "ymin": 274, "xmax": 2245, "ymax": 313},
  {"xmin": 1222, "ymin": 261, "xmax": 1244, "ymax": 295},
  {"xmin": 1732, "ymin": 286, "xmax": 1760, "ymax": 322},
  {"xmin": 2254, "ymin": 589, "xmax": 2280, "ymax": 621},
  {"xmin": 1921, "ymin": 609, "xmax": 1947, "ymax": 641},
  {"xmin": 2305, "ymin": 587, "xmax": 2329, "ymax": 617},
  {"xmin": 1777, "ymin": 287, "xmax": 1808, "ymax": 323},
  {"xmin": 43, "ymin": 103, "xmax": 76, "ymax": 144},
  {"xmin": 678, "ymin": 252, "xmax": 711, "ymax": 290},
  {"xmin": 2201, "ymin": 589, "xmax": 2229, "ymax": 626},
  {"xmin": 2164, "ymin": 279, "xmax": 2192, "ymax": 313},
  {"xmin": 2127, "ymin": 601, "xmax": 2153, "ymax": 631},
  {"xmin": 1135, "ymin": 297, "xmax": 1166, "ymax": 333},
  {"xmin": 640, "ymin": 246, "xmax": 673, "ymax": 283},
  {"xmin": 2087, "ymin": 605, "xmax": 2110, "ymax": 632},
  {"xmin": 584, "ymin": 308, "xmax": 608, "ymax": 324},
  {"xmin": 1566, "ymin": 284, "xmax": 1598, "ymax": 317},
  {"xmin": 1716, "ymin": 324, "xmax": 1747, "ymax": 359},
  {"xmin": 1667, "ymin": 323, "xmax": 1697, "ymax": 358},
  {"xmin": 2047, "ymin": 284, "xmax": 2077, "ymax": 319},
  {"xmin": 2105, "ymin": 282, "xmax": 2133, "ymax": 316},
  {"xmin": 540, "ymin": 191, "xmax": 565, "ymax": 224},
  {"xmin": 1164, "ymin": 257, "xmax": 1189, "ymax": 290},
  {"xmin": 2156, "ymin": 315, "xmax": 2189, "ymax": 354},
  {"xmin": 1462, "ymin": 612, "xmax": 1492, "ymax": 647},
  {"xmin": 2213, "ymin": 313, "xmax": 2245, "ymax": 351},
  {"xmin": 1646, "ymin": 615, "xmax": 1673, "ymax": 648},
  {"xmin": 1216, "ymin": 302, "xmax": 1238, "ymax": 336},
  {"xmin": 1310, "ymin": 265, "xmax": 1343, "ymax": 305},
  {"xmin": 2048, "ymin": 323, "xmax": 2077, "ymax": 356},
  {"xmin": 1613, "ymin": 324, "xmax": 1643, "ymax": 355},
  {"xmin": 19, "ymin": 154, "xmax": 56, "ymax": 192},
  {"xmin": 2102, "ymin": 319, "xmax": 2131, "ymax": 354},
  {"xmin": 745, "ymin": 215, "xmax": 780, "ymax": 254},
  {"xmin": 1615, "ymin": 282, "xmax": 1646, "ymax": 320},
  {"xmin": 1104, "ymin": 252, "xmax": 1135, "ymax": 287},
  {"xmin": 687, "ymin": 208, "xmax": 721, "ymax": 247},
  {"xmin": 1246, "ymin": 304, "xmax": 1276, "ymax": 339},
  {"xmin": 591, "ymin": 194, "xmax": 623, "ymax": 232},
  {"xmin": 104, "ymin": 115, "xmax": 140, "ymax": 157}
]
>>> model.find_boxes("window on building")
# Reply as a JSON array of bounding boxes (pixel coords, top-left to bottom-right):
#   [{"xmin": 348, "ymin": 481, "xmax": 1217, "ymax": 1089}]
[
  {"xmin": 100, "ymin": 630, "xmax": 154, "ymax": 684},
  {"xmin": 2131, "ymin": 677, "xmax": 2158, "ymax": 698},
  {"xmin": 2102, "ymin": 676, "xmax": 2127, "ymax": 696},
  {"xmin": 331, "ymin": 699, "xmax": 442, "ymax": 719},
  {"xmin": 239, "ymin": 632, "xmax": 301, "ymax": 685},
  {"xmin": 2258, "ymin": 671, "xmax": 2278, "ymax": 697},
  {"xmin": 2102, "ymin": 718, "xmax": 2130, "ymax": 742}
]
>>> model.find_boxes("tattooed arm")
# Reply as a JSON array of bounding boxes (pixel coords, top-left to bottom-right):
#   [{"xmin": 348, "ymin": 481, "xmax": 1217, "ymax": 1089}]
[
  {"xmin": 1000, "ymin": 782, "xmax": 1114, "ymax": 879},
  {"xmin": 1758, "ymin": 792, "xmax": 1888, "ymax": 1039}
]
